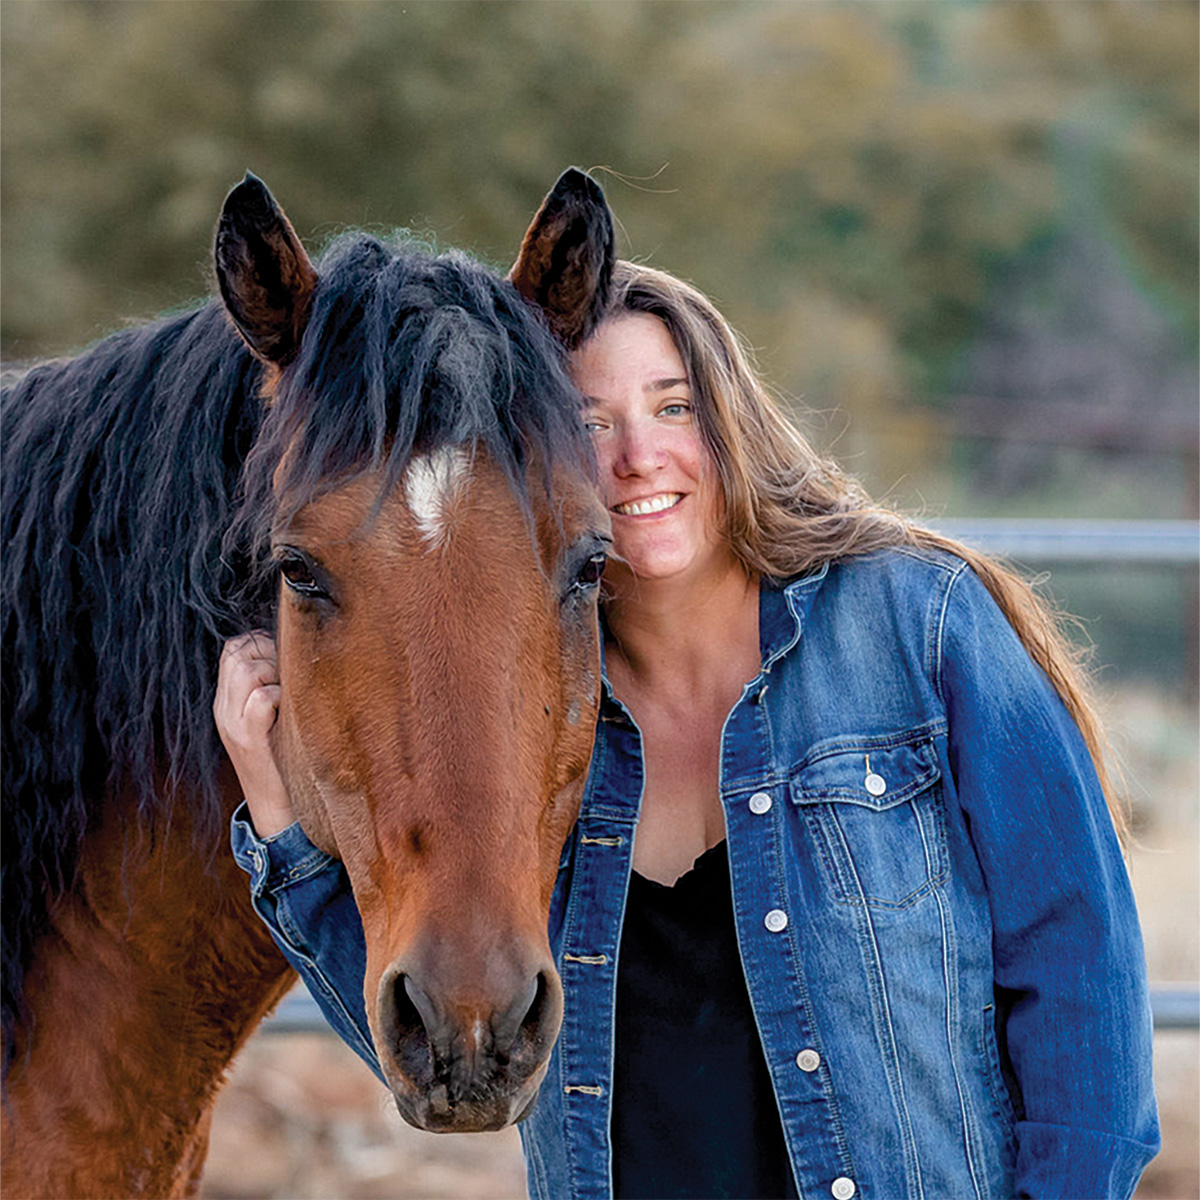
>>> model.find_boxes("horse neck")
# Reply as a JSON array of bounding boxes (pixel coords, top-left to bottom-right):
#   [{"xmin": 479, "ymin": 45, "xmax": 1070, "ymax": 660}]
[{"xmin": 1, "ymin": 768, "xmax": 293, "ymax": 1199}]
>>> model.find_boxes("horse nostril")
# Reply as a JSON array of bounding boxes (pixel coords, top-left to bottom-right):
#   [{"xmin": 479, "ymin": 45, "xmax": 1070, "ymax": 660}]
[
  {"xmin": 501, "ymin": 970, "xmax": 555, "ymax": 1065},
  {"xmin": 383, "ymin": 973, "xmax": 435, "ymax": 1086},
  {"xmin": 491, "ymin": 971, "xmax": 540, "ymax": 1055}
]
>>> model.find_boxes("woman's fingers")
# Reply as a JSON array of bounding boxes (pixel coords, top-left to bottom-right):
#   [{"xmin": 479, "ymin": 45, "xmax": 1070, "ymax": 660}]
[
  {"xmin": 242, "ymin": 683, "xmax": 281, "ymax": 739},
  {"xmin": 215, "ymin": 634, "xmax": 277, "ymax": 722},
  {"xmin": 215, "ymin": 633, "xmax": 296, "ymax": 837},
  {"xmin": 218, "ymin": 633, "xmax": 278, "ymax": 691}
]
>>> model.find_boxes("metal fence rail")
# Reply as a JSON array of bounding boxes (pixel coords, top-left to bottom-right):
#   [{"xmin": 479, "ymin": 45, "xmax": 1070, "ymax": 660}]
[
  {"xmin": 926, "ymin": 518, "xmax": 1200, "ymax": 563},
  {"xmin": 261, "ymin": 984, "xmax": 1200, "ymax": 1036},
  {"xmin": 1151, "ymin": 989, "xmax": 1200, "ymax": 1031}
]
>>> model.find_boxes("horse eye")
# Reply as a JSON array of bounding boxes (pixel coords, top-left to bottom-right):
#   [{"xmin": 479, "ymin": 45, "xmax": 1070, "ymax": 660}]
[
  {"xmin": 573, "ymin": 551, "xmax": 607, "ymax": 592},
  {"xmin": 276, "ymin": 550, "xmax": 331, "ymax": 601}
]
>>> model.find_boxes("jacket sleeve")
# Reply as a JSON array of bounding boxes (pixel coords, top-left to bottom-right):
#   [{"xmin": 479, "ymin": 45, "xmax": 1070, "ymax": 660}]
[
  {"xmin": 230, "ymin": 802, "xmax": 384, "ymax": 1084},
  {"xmin": 939, "ymin": 565, "xmax": 1159, "ymax": 1199}
]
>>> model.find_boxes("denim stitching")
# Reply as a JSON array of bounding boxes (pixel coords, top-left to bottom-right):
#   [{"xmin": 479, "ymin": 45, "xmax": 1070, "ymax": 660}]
[
  {"xmin": 925, "ymin": 816, "xmax": 984, "ymax": 1200},
  {"xmin": 980, "ymin": 1003, "xmax": 1018, "ymax": 1140},
  {"xmin": 932, "ymin": 559, "xmax": 968, "ymax": 707},
  {"xmin": 835, "ymin": 818, "xmax": 925, "ymax": 1200}
]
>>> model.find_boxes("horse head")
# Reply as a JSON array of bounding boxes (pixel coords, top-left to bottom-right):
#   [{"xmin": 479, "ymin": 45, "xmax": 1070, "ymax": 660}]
[{"xmin": 215, "ymin": 170, "xmax": 614, "ymax": 1132}]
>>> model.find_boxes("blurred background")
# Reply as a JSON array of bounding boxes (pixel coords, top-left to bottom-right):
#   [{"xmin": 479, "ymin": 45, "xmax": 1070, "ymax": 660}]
[{"xmin": 2, "ymin": 1, "xmax": 1195, "ymax": 1196}]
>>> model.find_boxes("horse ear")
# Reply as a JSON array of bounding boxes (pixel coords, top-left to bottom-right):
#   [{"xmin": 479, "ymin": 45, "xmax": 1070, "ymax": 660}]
[
  {"xmin": 509, "ymin": 168, "xmax": 614, "ymax": 351},
  {"xmin": 215, "ymin": 173, "xmax": 318, "ymax": 366}
]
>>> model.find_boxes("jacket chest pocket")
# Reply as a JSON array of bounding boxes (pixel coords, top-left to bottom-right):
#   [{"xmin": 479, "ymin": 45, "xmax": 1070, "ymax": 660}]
[{"xmin": 790, "ymin": 737, "xmax": 947, "ymax": 909}]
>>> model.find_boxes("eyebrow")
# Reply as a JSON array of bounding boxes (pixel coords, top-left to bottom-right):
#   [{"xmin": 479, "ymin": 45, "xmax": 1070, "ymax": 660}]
[{"xmin": 580, "ymin": 378, "xmax": 691, "ymax": 407}]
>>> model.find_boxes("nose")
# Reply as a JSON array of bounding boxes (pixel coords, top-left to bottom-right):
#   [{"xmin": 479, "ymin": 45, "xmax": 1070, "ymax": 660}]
[
  {"xmin": 376, "ymin": 939, "xmax": 563, "ymax": 1129},
  {"xmin": 613, "ymin": 417, "xmax": 665, "ymax": 478}
]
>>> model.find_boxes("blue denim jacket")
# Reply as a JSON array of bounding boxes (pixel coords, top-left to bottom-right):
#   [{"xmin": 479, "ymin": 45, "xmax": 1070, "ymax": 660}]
[{"xmin": 231, "ymin": 549, "xmax": 1159, "ymax": 1200}]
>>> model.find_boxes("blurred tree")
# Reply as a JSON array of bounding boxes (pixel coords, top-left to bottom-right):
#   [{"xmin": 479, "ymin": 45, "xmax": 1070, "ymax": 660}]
[
  {"xmin": 2, "ymin": 0, "xmax": 1195, "ymax": 487},
  {"xmin": 2, "ymin": 0, "xmax": 1195, "ymax": 681}
]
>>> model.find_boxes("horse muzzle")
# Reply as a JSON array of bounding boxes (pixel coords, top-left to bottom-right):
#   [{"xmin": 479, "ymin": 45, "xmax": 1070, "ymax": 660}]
[{"xmin": 374, "ymin": 951, "xmax": 564, "ymax": 1133}]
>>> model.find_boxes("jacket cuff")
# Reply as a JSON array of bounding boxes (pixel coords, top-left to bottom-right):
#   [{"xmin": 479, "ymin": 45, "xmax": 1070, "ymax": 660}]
[
  {"xmin": 230, "ymin": 800, "xmax": 336, "ymax": 896},
  {"xmin": 1015, "ymin": 1120, "xmax": 1160, "ymax": 1199}
]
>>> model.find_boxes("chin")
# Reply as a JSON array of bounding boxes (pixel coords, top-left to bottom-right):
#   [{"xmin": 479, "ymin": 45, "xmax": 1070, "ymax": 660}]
[{"xmin": 390, "ymin": 1073, "xmax": 545, "ymax": 1133}]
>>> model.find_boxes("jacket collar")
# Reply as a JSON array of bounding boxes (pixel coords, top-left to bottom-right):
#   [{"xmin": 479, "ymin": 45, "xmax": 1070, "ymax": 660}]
[
  {"xmin": 760, "ymin": 562, "xmax": 829, "ymax": 671},
  {"xmin": 597, "ymin": 562, "xmax": 831, "ymax": 713}
]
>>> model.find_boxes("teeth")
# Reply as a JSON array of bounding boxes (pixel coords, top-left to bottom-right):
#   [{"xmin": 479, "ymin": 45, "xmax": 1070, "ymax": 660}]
[{"xmin": 615, "ymin": 494, "xmax": 682, "ymax": 516}]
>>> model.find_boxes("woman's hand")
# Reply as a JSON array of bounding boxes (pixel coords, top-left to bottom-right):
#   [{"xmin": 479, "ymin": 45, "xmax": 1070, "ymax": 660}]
[{"xmin": 214, "ymin": 632, "xmax": 296, "ymax": 838}]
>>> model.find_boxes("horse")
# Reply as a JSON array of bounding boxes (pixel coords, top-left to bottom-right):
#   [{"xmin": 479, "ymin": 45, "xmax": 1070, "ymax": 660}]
[{"xmin": 1, "ymin": 167, "xmax": 615, "ymax": 1198}]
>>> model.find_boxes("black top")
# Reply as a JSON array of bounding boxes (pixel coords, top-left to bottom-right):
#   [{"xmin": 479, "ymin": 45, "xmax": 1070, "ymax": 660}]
[{"xmin": 612, "ymin": 841, "xmax": 799, "ymax": 1200}]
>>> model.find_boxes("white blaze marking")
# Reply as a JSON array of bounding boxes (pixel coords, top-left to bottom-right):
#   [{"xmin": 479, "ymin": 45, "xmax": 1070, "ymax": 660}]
[{"xmin": 404, "ymin": 447, "xmax": 470, "ymax": 546}]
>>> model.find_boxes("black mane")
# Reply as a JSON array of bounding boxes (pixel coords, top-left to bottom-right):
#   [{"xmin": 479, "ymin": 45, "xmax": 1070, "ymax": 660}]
[{"xmin": 1, "ymin": 231, "xmax": 589, "ymax": 1063}]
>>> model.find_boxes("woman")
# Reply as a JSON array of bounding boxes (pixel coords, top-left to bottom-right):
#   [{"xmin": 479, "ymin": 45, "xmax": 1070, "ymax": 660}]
[{"xmin": 216, "ymin": 261, "xmax": 1159, "ymax": 1199}]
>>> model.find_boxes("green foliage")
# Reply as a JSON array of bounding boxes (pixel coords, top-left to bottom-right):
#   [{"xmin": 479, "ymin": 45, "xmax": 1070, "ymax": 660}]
[{"xmin": 2, "ymin": 0, "xmax": 1196, "ymax": 510}]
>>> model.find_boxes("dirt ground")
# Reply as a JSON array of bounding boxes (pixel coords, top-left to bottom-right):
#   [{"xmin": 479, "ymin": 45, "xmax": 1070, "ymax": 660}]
[
  {"xmin": 202, "ymin": 687, "xmax": 1199, "ymax": 1200},
  {"xmin": 202, "ymin": 1035, "xmax": 527, "ymax": 1199}
]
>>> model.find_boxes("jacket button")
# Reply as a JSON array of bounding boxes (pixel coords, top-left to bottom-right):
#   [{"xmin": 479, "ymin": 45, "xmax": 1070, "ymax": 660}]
[
  {"xmin": 252, "ymin": 849, "xmax": 265, "ymax": 873},
  {"xmin": 831, "ymin": 1178, "xmax": 856, "ymax": 1200},
  {"xmin": 865, "ymin": 772, "xmax": 887, "ymax": 796},
  {"xmin": 749, "ymin": 791, "xmax": 772, "ymax": 814},
  {"xmin": 764, "ymin": 909, "xmax": 788, "ymax": 933},
  {"xmin": 795, "ymin": 1048, "xmax": 820, "ymax": 1072}
]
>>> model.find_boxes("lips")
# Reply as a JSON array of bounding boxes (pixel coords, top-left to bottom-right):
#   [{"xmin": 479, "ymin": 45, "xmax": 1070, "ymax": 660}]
[{"xmin": 612, "ymin": 493, "xmax": 683, "ymax": 517}]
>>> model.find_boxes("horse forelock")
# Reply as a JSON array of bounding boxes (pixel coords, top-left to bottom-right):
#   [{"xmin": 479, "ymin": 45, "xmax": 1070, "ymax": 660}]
[{"xmin": 230, "ymin": 234, "xmax": 594, "ymax": 571}]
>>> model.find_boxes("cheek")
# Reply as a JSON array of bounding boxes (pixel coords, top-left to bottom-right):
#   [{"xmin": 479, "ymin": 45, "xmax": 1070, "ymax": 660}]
[
  {"xmin": 680, "ymin": 432, "xmax": 710, "ymax": 482},
  {"xmin": 551, "ymin": 618, "xmax": 602, "ymax": 771},
  {"xmin": 274, "ymin": 711, "xmax": 340, "ymax": 856},
  {"xmin": 275, "ymin": 620, "xmax": 358, "ymax": 856}
]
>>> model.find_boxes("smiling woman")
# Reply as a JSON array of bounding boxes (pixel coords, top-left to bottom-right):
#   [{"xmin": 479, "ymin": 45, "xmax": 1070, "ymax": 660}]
[
  {"xmin": 574, "ymin": 313, "xmax": 728, "ymax": 591},
  {"xmin": 216, "ymin": 236, "xmax": 1159, "ymax": 1200}
]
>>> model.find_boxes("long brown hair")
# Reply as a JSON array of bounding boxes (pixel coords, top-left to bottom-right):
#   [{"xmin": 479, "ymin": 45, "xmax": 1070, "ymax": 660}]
[{"xmin": 604, "ymin": 260, "xmax": 1124, "ymax": 837}]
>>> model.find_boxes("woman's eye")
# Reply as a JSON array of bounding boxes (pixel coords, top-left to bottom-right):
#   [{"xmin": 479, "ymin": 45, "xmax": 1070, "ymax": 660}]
[{"xmin": 660, "ymin": 402, "xmax": 691, "ymax": 418}]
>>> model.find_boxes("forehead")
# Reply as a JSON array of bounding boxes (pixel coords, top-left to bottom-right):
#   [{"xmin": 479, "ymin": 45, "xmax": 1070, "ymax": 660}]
[
  {"xmin": 275, "ymin": 446, "xmax": 605, "ymax": 555},
  {"xmin": 404, "ymin": 446, "xmax": 472, "ymax": 546},
  {"xmin": 570, "ymin": 313, "xmax": 687, "ymax": 398}
]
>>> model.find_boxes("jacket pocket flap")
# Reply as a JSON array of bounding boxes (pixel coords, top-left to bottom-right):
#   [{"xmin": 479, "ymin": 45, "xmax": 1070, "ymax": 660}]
[{"xmin": 791, "ymin": 738, "xmax": 940, "ymax": 811}]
